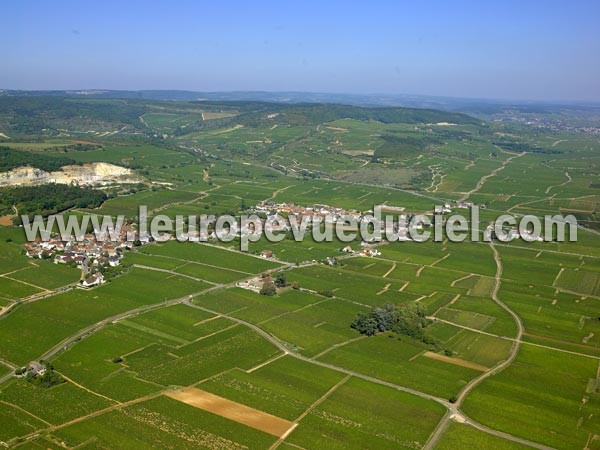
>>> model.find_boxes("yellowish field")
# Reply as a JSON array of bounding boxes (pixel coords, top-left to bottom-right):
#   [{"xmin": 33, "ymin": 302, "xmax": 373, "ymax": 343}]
[
  {"xmin": 422, "ymin": 351, "xmax": 489, "ymax": 372},
  {"xmin": 165, "ymin": 387, "xmax": 295, "ymax": 437}
]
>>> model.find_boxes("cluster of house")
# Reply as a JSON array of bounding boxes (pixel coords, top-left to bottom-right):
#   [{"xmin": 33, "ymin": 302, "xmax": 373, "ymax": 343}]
[
  {"xmin": 255, "ymin": 201, "xmax": 426, "ymax": 243},
  {"xmin": 25, "ymin": 361, "xmax": 46, "ymax": 377},
  {"xmin": 341, "ymin": 243, "xmax": 381, "ymax": 257},
  {"xmin": 255, "ymin": 202, "xmax": 363, "ymax": 223},
  {"xmin": 13, "ymin": 361, "xmax": 47, "ymax": 379},
  {"xmin": 22, "ymin": 225, "xmax": 151, "ymax": 288},
  {"xmin": 236, "ymin": 273, "xmax": 272, "ymax": 293},
  {"xmin": 484, "ymin": 223, "xmax": 544, "ymax": 242},
  {"xmin": 260, "ymin": 249, "xmax": 274, "ymax": 259},
  {"xmin": 434, "ymin": 201, "xmax": 476, "ymax": 215}
]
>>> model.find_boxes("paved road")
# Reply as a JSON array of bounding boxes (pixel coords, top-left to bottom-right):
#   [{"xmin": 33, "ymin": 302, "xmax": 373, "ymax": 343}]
[
  {"xmin": 185, "ymin": 299, "xmax": 553, "ymax": 449},
  {"xmin": 424, "ymin": 241, "xmax": 535, "ymax": 449},
  {"xmin": 185, "ymin": 300, "xmax": 453, "ymax": 408},
  {"xmin": 0, "ymin": 248, "xmax": 552, "ymax": 449},
  {"xmin": 458, "ymin": 152, "xmax": 525, "ymax": 203},
  {"xmin": 0, "ymin": 283, "xmax": 77, "ymax": 321},
  {"xmin": 429, "ymin": 316, "xmax": 599, "ymax": 361}
]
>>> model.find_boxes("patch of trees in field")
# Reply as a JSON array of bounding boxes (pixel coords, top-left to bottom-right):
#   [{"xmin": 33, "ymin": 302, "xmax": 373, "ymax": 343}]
[
  {"xmin": 352, "ymin": 303, "xmax": 452, "ymax": 353},
  {"xmin": 230, "ymin": 103, "xmax": 481, "ymax": 129},
  {"xmin": 26, "ymin": 370, "xmax": 65, "ymax": 388},
  {"xmin": 374, "ymin": 135, "xmax": 442, "ymax": 158},
  {"xmin": 0, "ymin": 96, "xmax": 147, "ymax": 135},
  {"xmin": 0, "ymin": 146, "xmax": 80, "ymax": 172},
  {"xmin": 15, "ymin": 361, "xmax": 65, "ymax": 388},
  {"xmin": 493, "ymin": 140, "xmax": 562, "ymax": 154},
  {"xmin": 352, "ymin": 303, "xmax": 431, "ymax": 338},
  {"xmin": 59, "ymin": 143, "xmax": 103, "ymax": 152},
  {"xmin": 1, "ymin": 184, "xmax": 107, "ymax": 220}
]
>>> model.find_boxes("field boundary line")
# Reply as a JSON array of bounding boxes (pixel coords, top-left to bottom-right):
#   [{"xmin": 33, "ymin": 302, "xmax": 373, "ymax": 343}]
[
  {"xmin": 246, "ymin": 352, "xmax": 287, "ymax": 373},
  {"xmin": 257, "ymin": 298, "xmax": 331, "ymax": 326},
  {"xmin": 312, "ymin": 335, "xmax": 368, "ymax": 360},
  {"xmin": 184, "ymin": 323, "xmax": 240, "ymax": 346},
  {"xmin": 131, "ymin": 264, "xmax": 219, "ymax": 286},
  {"xmin": 421, "ymin": 351, "xmax": 488, "ymax": 372},
  {"xmin": 8, "ymin": 390, "xmax": 166, "ymax": 445},
  {"xmin": 552, "ymin": 267, "xmax": 565, "ymax": 287},
  {"xmin": 166, "ymin": 386, "xmax": 294, "ymax": 437},
  {"xmin": 382, "ymin": 262, "xmax": 396, "ymax": 278},
  {"xmin": 432, "ymin": 317, "xmax": 600, "ymax": 360},
  {"xmin": 269, "ymin": 374, "xmax": 351, "ymax": 450},
  {"xmin": 118, "ymin": 318, "xmax": 191, "ymax": 345},
  {"xmin": 0, "ymin": 400, "xmax": 52, "ymax": 427},
  {"xmin": 57, "ymin": 372, "xmax": 120, "ymax": 405},
  {"xmin": 409, "ymin": 350, "xmax": 426, "ymax": 362},
  {"xmin": 1, "ymin": 275, "xmax": 51, "ymax": 293},
  {"xmin": 0, "ymin": 266, "xmax": 33, "ymax": 278},
  {"xmin": 451, "ymin": 273, "xmax": 475, "ymax": 287},
  {"xmin": 430, "ymin": 253, "xmax": 451, "ymax": 267},
  {"xmin": 137, "ymin": 252, "xmax": 255, "ymax": 275}
]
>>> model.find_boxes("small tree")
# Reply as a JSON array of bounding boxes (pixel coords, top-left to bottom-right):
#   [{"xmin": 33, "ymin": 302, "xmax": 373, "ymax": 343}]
[
  {"xmin": 260, "ymin": 281, "xmax": 276, "ymax": 296},
  {"xmin": 274, "ymin": 273, "xmax": 288, "ymax": 288}
]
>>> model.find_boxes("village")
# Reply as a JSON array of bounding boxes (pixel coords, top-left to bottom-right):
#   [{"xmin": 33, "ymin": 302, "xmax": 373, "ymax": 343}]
[
  {"xmin": 18, "ymin": 200, "xmax": 480, "ymax": 292},
  {"xmin": 22, "ymin": 224, "xmax": 151, "ymax": 289}
]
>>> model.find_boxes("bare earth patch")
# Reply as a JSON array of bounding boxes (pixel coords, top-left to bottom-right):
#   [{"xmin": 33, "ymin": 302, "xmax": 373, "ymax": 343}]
[
  {"xmin": 0, "ymin": 215, "xmax": 15, "ymax": 226},
  {"xmin": 165, "ymin": 387, "xmax": 295, "ymax": 437},
  {"xmin": 422, "ymin": 351, "xmax": 488, "ymax": 372}
]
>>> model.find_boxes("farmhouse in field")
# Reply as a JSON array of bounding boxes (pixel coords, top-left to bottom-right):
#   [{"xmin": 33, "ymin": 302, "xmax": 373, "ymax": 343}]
[
  {"xmin": 360, "ymin": 248, "xmax": 381, "ymax": 257},
  {"xmin": 27, "ymin": 361, "xmax": 46, "ymax": 377},
  {"xmin": 457, "ymin": 200, "xmax": 475, "ymax": 209},
  {"xmin": 80, "ymin": 273, "xmax": 104, "ymax": 288},
  {"xmin": 236, "ymin": 276, "xmax": 264, "ymax": 293}
]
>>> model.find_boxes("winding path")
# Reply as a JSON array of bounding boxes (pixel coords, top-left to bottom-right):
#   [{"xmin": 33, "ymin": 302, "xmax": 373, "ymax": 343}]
[
  {"xmin": 1, "ymin": 246, "xmax": 551, "ymax": 450},
  {"xmin": 458, "ymin": 152, "xmax": 525, "ymax": 203},
  {"xmin": 424, "ymin": 241, "xmax": 530, "ymax": 449}
]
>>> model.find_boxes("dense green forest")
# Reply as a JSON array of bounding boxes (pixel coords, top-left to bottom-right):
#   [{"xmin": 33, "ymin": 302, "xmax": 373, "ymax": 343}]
[
  {"xmin": 493, "ymin": 140, "xmax": 562, "ymax": 154},
  {"xmin": 1, "ymin": 184, "xmax": 107, "ymax": 221},
  {"xmin": 374, "ymin": 134, "xmax": 443, "ymax": 158},
  {"xmin": 0, "ymin": 96, "xmax": 482, "ymax": 138},
  {"xmin": 0, "ymin": 97, "xmax": 147, "ymax": 134},
  {"xmin": 0, "ymin": 147, "xmax": 80, "ymax": 172},
  {"xmin": 231, "ymin": 103, "xmax": 481, "ymax": 128},
  {"xmin": 351, "ymin": 303, "xmax": 432, "ymax": 339}
]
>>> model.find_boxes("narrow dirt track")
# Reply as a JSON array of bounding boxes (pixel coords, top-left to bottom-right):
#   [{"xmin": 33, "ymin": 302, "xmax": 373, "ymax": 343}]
[
  {"xmin": 424, "ymin": 241, "xmax": 535, "ymax": 450},
  {"xmin": 458, "ymin": 152, "xmax": 525, "ymax": 203}
]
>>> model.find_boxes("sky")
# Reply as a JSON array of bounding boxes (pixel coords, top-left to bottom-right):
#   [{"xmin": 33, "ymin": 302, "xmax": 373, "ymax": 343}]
[{"xmin": 2, "ymin": 0, "xmax": 600, "ymax": 101}]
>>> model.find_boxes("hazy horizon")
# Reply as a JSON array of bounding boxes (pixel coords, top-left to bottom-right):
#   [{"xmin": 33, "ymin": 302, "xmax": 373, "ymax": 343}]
[{"xmin": 3, "ymin": 0, "xmax": 600, "ymax": 102}]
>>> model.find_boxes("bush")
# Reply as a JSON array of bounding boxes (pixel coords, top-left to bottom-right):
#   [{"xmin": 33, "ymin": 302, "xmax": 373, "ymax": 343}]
[
  {"xmin": 260, "ymin": 281, "xmax": 276, "ymax": 296},
  {"xmin": 26, "ymin": 369, "xmax": 65, "ymax": 388},
  {"xmin": 274, "ymin": 273, "xmax": 289, "ymax": 288},
  {"xmin": 351, "ymin": 303, "xmax": 432, "ymax": 340}
]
